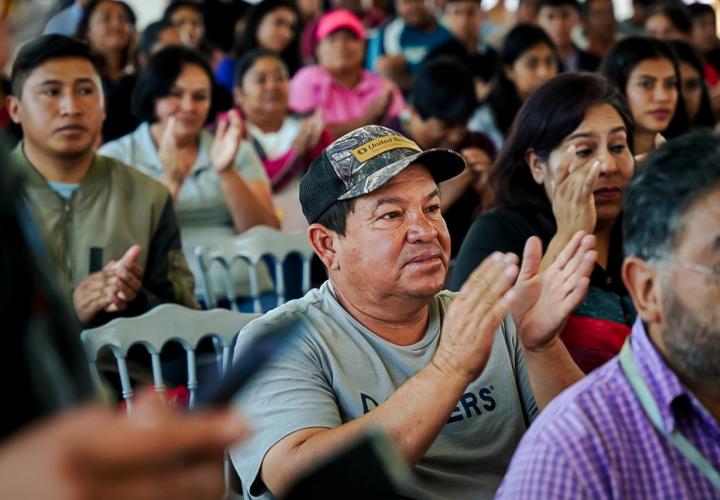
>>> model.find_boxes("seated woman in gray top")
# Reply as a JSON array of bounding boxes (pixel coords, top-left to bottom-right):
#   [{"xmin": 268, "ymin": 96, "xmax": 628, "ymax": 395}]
[{"xmin": 100, "ymin": 46, "xmax": 278, "ymax": 301}]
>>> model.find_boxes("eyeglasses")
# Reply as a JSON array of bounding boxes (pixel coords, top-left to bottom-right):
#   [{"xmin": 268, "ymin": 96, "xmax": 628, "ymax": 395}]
[{"xmin": 668, "ymin": 260, "xmax": 720, "ymax": 282}]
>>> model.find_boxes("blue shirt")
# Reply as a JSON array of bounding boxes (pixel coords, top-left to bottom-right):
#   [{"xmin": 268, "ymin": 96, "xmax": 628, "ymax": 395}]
[
  {"xmin": 366, "ymin": 17, "xmax": 452, "ymax": 74},
  {"xmin": 43, "ymin": 2, "xmax": 84, "ymax": 37}
]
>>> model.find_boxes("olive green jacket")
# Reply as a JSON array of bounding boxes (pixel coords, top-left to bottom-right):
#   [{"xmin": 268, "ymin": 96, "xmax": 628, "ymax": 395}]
[{"xmin": 12, "ymin": 144, "xmax": 198, "ymax": 326}]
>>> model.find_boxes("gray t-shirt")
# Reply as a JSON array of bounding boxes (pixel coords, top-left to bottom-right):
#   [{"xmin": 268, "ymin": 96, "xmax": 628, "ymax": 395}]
[{"xmin": 231, "ymin": 281, "xmax": 538, "ymax": 499}]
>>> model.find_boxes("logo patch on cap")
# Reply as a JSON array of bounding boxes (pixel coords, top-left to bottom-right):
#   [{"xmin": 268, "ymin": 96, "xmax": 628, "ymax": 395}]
[{"xmin": 351, "ymin": 135, "xmax": 421, "ymax": 163}]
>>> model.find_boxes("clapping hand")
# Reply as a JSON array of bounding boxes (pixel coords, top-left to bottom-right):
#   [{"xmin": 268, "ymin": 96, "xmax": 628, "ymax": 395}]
[
  {"xmin": 511, "ymin": 232, "xmax": 597, "ymax": 351},
  {"xmin": 433, "ymin": 252, "xmax": 519, "ymax": 382},
  {"xmin": 363, "ymin": 85, "xmax": 393, "ymax": 125},
  {"xmin": 211, "ymin": 110, "xmax": 245, "ymax": 173},
  {"xmin": 157, "ymin": 117, "xmax": 188, "ymax": 197},
  {"xmin": 73, "ymin": 245, "xmax": 144, "ymax": 323},
  {"xmin": 293, "ymin": 109, "xmax": 325, "ymax": 157},
  {"xmin": 0, "ymin": 389, "xmax": 248, "ymax": 500}
]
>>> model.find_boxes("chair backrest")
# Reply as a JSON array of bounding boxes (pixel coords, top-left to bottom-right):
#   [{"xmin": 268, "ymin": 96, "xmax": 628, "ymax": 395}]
[
  {"xmin": 81, "ymin": 304, "xmax": 260, "ymax": 413},
  {"xmin": 194, "ymin": 225, "xmax": 317, "ymax": 312}
]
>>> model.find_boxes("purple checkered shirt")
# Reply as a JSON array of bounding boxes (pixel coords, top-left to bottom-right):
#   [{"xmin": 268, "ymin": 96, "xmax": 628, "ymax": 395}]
[{"xmin": 496, "ymin": 319, "xmax": 720, "ymax": 499}]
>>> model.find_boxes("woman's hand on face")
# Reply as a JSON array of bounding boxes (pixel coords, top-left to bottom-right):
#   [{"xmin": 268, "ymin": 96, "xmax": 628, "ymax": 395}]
[
  {"xmin": 211, "ymin": 110, "xmax": 245, "ymax": 173},
  {"xmin": 549, "ymin": 145, "xmax": 601, "ymax": 236}
]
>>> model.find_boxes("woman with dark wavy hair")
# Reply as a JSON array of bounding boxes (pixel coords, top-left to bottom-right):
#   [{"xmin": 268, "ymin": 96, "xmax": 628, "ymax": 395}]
[{"xmin": 454, "ymin": 73, "xmax": 637, "ymax": 373}]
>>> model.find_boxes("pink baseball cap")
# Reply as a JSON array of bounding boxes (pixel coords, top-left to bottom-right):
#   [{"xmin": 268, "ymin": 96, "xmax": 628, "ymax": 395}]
[{"xmin": 315, "ymin": 9, "xmax": 365, "ymax": 42}]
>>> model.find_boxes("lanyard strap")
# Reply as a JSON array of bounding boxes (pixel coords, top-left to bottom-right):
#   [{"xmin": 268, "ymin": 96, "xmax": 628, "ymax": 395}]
[{"xmin": 619, "ymin": 338, "xmax": 720, "ymax": 491}]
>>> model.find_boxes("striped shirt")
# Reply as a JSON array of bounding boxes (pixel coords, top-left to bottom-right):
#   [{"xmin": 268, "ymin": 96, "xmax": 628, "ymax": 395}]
[{"xmin": 496, "ymin": 319, "xmax": 720, "ymax": 499}]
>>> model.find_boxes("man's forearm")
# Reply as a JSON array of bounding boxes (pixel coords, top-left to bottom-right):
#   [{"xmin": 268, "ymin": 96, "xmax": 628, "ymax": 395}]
[
  {"xmin": 263, "ymin": 362, "xmax": 471, "ymax": 496},
  {"xmin": 523, "ymin": 338, "xmax": 583, "ymax": 410}
]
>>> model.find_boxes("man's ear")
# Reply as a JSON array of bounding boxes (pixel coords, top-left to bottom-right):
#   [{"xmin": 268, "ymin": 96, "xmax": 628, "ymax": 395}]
[
  {"xmin": 622, "ymin": 256, "xmax": 663, "ymax": 324},
  {"xmin": 307, "ymin": 223, "xmax": 340, "ymax": 271},
  {"xmin": 524, "ymin": 148, "xmax": 547, "ymax": 184},
  {"xmin": 7, "ymin": 95, "xmax": 21, "ymax": 124}
]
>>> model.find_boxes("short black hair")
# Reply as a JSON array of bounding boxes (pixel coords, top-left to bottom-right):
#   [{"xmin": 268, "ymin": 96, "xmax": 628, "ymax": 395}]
[
  {"xmin": 538, "ymin": 0, "xmax": 579, "ymax": 11},
  {"xmin": 315, "ymin": 198, "xmax": 357, "ymax": 237},
  {"xmin": 10, "ymin": 35, "xmax": 101, "ymax": 98},
  {"xmin": 687, "ymin": 2, "xmax": 715, "ymax": 20},
  {"xmin": 411, "ymin": 56, "xmax": 476, "ymax": 125},
  {"xmin": 139, "ymin": 19, "xmax": 178, "ymax": 56},
  {"xmin": 601, "ymin": 36, "xmax": 689, "ymax": 139},
  {"xmin": 131, "ymin": 46, "xmax": 214, "ymax": 123},
  {"xmin": 233, "ymin": 49, "xmax": 287, "ymax": 89},
  {"xmin": 580, "ymin": 0, "xmax": 613, "ymax": 19},
  {"xmin": 492, "ymin": 72, "xmax": 632, "ymax": 210},
  {"xmin": 623, "ymin": 130, "xmax": 720, "ymax": 260}
]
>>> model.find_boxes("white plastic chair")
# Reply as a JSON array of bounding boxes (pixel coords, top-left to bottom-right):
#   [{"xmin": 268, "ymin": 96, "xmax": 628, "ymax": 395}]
[
  {"xmin": 80, "ymin": 304, "xmax": 260, "ymax": 413},
  {"xmin": 194, "ymin": 225, "xmax": 318, "ymax": 312},
  {"xmin": 81, "ymin": 304, "xmax": 260, "ymax": 499}
]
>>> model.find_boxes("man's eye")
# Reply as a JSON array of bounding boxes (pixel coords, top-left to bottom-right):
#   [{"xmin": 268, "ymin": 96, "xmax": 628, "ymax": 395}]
[
  {"xmin": 610, "ymin": 144, "xmax": 627, "ymax": 154},
  {"xmin": 381, "ymin": 211, "xmax": 401, "ymax": 220},
  {"xmin": 426, "ymin": 204, "xmax": 441, "ymax": 214},
  {"xmin": 78, "ymin": 86, "xmax": 95, "ymax": 96}
]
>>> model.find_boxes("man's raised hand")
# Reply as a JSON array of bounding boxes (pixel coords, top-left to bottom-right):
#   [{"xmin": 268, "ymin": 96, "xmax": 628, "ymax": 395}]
[
  {"xmin": 511, "ymin": 232, "xmax": 596, "ymax": 351},
  {"xmin": 433, "ymin": 252, "xmax": 519, "ymax": 383}
]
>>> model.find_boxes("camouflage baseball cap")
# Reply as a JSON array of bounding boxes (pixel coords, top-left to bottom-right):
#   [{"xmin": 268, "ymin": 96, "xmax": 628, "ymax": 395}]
[{"xmin": 299, "ymin": 125, "xmax": 466, "ymax": 224}]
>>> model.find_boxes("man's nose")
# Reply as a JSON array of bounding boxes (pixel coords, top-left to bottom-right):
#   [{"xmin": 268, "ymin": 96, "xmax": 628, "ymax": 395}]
[
  {"xmin": 407, "ymin": 212, "xmax": 439, "ymax": 242},
  {"xmin": 60, "ymin": 91, "xmax": 82, "ymax": 115}
]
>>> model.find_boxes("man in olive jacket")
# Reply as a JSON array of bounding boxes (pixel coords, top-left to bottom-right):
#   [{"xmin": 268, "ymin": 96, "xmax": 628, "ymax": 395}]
[{"xmin": 8, "ymin": 35, "xmax": 197, "ymax": 326}]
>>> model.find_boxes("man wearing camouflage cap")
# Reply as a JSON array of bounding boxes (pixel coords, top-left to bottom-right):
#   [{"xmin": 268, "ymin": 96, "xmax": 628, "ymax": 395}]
[{"xmin": 231, "ymin": 125, "xmax": 596, "ymax": 498}]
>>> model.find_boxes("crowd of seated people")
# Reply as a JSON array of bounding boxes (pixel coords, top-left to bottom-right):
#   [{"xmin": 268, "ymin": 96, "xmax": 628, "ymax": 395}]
[{"xmin": 2, "ymin": 0, "xmax": 720, "ymax": 498}]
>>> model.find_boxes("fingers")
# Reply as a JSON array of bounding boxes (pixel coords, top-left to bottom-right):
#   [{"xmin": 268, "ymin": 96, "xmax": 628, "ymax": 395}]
[
  {"xmin": 554, "ymin": 145, "xmax": 576, "ymax": 187},
  {"xmin": 559, "ymin": 235, "xmax": 596, "ymax": 286},
  {"xmin": 160, "ymin": 116, "xmax": 176, "ymax": 148},
  {"xmin": 228, "ymin": 110, "xmax": 244, "ymax": 138},
  {"xmin": 84, "ymin": 459, "xmax": 227, "ymax": 500},
  {"xmin": 113, "ymin": 269, "xmax": 141, "ymax": 302},
  {"xmin": 215, "ymin": 116, "xmax": 229, "ymax": 140},
  {"xmin": 119, "ymin": 245, "xmax": 142, "ymax": 267},
  {"xmin": 579, "ymin": 159, "xmax": 601, "ymax": 200},
  {"xmin": 551, "ymin": 231, "xmax": 588, "ymax": 271},
  {"xmin": 517, "ymin": 236, "xmax": 542, "ymax": 283},
  {"xmin": 463, "ymin": 253, "xmax": 518, "ymax": 327},
  {"xmin": 73, "ymin": 410, "xmax": 248, "ymax": 469},
  {"xmin": 654, "ymin": 133, "xmax": 666, "ymax": 147}
]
